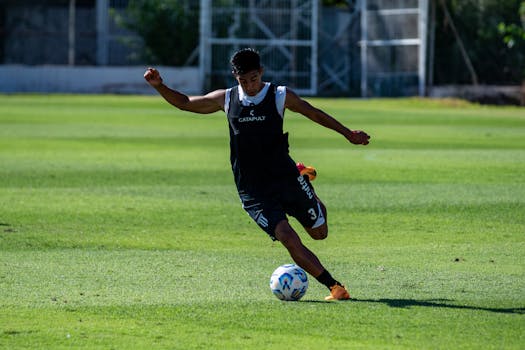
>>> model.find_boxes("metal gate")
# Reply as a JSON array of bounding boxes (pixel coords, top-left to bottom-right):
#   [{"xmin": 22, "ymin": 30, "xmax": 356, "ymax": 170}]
[
  {"xmin": 360, "ymin": 0, "xmax": 428, "ymax": 97},
  {"xmin": 199, "ymin": 0, "xmax": 318, "ymax": 95}
]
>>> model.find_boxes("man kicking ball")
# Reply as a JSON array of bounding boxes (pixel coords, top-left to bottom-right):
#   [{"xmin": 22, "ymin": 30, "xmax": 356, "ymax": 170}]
[{"xmin": 144, "ymin": 48, "xmax": 370, "ymax": 300}]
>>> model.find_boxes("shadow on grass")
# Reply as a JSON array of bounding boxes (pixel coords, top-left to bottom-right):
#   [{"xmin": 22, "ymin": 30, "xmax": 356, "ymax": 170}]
[{"xmin": 350, "ymin": 298, "xmax": 525, "ymax": 315}]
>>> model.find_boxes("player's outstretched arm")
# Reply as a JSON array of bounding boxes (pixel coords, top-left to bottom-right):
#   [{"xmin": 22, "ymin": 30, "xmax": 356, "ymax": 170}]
[
  {"xmin": 144, "ymin": 68, "xmax": 225, "ymax": 114},
  {"xmin": 285, "ymin": 88, "xmax": 370, "ymax": 145}
]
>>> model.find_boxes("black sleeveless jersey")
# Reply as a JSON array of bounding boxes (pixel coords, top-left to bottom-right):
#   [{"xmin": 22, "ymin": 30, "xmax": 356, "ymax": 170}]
[{"xmin": 226, "ymin": 84, "xmax": 296, "ymax": 191}]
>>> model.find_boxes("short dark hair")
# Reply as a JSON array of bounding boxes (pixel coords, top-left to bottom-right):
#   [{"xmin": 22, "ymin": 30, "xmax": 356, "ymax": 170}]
[{"xmin": 230, "ymin": 48, "xmax": 261, "ymax": 75}]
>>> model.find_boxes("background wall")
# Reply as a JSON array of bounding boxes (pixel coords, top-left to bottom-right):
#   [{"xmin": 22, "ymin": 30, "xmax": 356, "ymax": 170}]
[{"xmin": 0, "ymin": 65, "xmax": 199, "ymax": 94}]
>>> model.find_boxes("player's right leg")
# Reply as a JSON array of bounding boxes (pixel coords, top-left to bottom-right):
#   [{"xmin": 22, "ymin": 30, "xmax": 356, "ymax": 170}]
[
  {"xmin": 304, "ymin": 199, "xmax": 328, "ymax": 240},
  {"xmin": 287, "ymin": 165, "xmax": 329, "ymax": 240},
  {"xmin": 296, "ymin": 162, "xmax": 317, "ymax": 181}
]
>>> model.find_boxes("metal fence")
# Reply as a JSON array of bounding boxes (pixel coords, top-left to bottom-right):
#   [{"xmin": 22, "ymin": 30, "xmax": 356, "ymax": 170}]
[
  {"xmin": 199, "ymin": 0, "xmax": 319, "ymax": 95},
  {"xmin": 360, "ymin": 0, "xmax": 428, "ymax": 96},
  {"xmin": 0, "ymin": 0, "xmax": 142, "ymax": 66},
  {"xmin": 0, "ymin": 0, "xmax": 429, "ymax": 97}
]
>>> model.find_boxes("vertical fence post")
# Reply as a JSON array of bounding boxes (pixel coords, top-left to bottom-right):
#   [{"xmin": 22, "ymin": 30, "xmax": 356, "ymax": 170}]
[
  {"xmin": 96, "ymin": 0, "xmax": 109, "ymax": 66},
  {"xmin": 419, "ymin": 0, "xmax": 429, "ymax": 96},
  {"xmin": 311, "ymin": 0, "xmax": 319, "ymax": 95},
  {"xmin": 68, "ymin": 0, "xmax": 76, "ymax": 66},
  {"xmin": 199, "ymin": 0, "xmax": 211, "ymax": 93},
  {"xmin": 360, "ymin": 0, "xmax": 367, "ymax": 97}
]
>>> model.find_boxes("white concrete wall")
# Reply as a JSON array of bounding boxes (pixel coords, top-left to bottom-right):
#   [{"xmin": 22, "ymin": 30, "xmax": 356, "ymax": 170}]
[{"xmin": 0, "ymin": 65, "xmax": 200, "ymax": 94}]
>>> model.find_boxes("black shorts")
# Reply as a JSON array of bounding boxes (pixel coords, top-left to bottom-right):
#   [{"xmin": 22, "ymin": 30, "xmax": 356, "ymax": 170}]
[{"xmin": 238, "ymin": 175, "xmax": 325, "ymax": 240}]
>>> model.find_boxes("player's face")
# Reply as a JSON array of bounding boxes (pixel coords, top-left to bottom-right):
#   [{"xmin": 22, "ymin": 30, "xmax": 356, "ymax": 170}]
[{"xmin": 235, "ymin": 68, "xmax": 264, "ymax": 96}]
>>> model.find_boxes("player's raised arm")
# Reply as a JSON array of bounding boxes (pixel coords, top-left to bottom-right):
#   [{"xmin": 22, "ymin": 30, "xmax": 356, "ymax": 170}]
[
  {"xmin": 284, "ymin": 88, "xmax": 370, "ymax": 145},
  {"xmin": 144, "ymin": 68, "xmax": 225, "ymax": 114}
]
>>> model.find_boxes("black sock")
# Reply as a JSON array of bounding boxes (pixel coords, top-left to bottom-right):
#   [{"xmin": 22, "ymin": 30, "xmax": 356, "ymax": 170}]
[{"xmin": 315, "ymin": 269, "xmax": 341, "ymax": 290}]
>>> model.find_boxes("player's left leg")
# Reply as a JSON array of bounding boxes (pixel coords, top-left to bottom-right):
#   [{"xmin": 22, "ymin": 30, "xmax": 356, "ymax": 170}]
[
  {"xmin": 274, "ymin": 219, "xmax": 325, "ymax": 277},
  {"xmin": 274, "ymin": 220, "xmax": 350, "ymax": 300}
]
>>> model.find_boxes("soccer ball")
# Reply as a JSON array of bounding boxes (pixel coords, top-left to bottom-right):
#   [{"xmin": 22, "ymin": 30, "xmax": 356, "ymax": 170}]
[{"xmin": 269, "ymin": 264, "xmax": 308, "ymax": 301}]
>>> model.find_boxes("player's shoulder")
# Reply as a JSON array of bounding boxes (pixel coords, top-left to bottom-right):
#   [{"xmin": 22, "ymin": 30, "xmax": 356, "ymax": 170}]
[
  {"xmin": 205, "ymin": 88, "xmax": 227, "ymax": 103},
  {"xmin": 274, "ymin": 85, "xmax": 287, "ymax": 101},
  {"xmin": 206, "ymin": 88, "xmax": 227, "ymax": 98},
  {"xmin": 282, "ymin": 86, "xmax": 301, "ymax": 102},
  {"xmin": 200, "ymin": 89, "xmax": 227, "ymax": 111},
  {"xmin": 282, "ymin": 86, "xmax": 298, "ymax": 95}
]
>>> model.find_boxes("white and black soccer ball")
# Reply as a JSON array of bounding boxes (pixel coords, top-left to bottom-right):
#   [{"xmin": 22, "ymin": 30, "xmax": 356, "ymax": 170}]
[{"xmin": 269, "ymin": 264, "xmax": 308, "ymax": 301}]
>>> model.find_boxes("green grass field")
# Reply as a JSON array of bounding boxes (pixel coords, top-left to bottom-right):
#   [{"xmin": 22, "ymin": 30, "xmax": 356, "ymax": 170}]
[{"xmin": 0, "ymin": 94, "xmax": 524, "ymax": 349}]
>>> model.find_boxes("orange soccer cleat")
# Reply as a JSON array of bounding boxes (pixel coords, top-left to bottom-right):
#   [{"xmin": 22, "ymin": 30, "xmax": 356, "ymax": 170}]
[
  {"xmin": 296, "ymin": 162, "xmax": 317, "ymax": 181},
  {"xmin": 325, "ymin": 284, "xmax": 351, "ymax": 301}
]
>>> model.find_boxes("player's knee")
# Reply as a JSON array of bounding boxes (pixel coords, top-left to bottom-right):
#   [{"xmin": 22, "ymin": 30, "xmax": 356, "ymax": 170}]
[
  {"xmin": 308, "ymin": 224, "xmax": 328, "ymax": 240},
  {"xmin": 274, "ymin": 221, "xmax": 302, "ymax": 248},
  {"xmin": 312, "ymin": 230, "xmax": 328, "ymax": 240}
]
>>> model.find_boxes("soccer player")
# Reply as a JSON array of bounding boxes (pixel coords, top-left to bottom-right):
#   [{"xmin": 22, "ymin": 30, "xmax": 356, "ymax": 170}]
[{"xmin": 144, "ymin": 48, "xmax": 370, "ymax": 300}]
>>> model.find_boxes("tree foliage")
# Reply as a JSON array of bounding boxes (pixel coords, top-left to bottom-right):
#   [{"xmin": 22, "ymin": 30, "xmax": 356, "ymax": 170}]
[
  {"xmin": 434, "ymin": 0, "xmax": 524, "ymax": 84},
  {"xmin": 112, "ymin": 0, "xmax": 199, "ymax": 66},
  {"xmin": 116, "ymin": 0, "xmax": 524, "ymax": 85}
]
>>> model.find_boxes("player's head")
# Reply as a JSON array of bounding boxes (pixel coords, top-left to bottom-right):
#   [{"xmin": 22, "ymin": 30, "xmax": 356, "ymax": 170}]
[
  {"xmin": 230, "ymin": 48, "xmax": 265, "ymax": 96},
  {"xmin": 230, "ymin": 48, "xmax": 262, "ymax": 75}
]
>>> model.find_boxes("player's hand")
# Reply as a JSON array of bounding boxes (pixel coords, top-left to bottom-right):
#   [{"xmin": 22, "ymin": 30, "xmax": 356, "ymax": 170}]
[
  {"xmin": 144, "ymin": 67, "xmax": 163, "ymax": 87},
  {"xmin": 348, "ymin": 130, "xmax": 370, "ymax": 145}
]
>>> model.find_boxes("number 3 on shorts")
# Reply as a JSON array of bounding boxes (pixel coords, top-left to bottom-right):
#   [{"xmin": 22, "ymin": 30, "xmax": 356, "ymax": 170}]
[{"xmin": 308, "ymin": 208, "xmax": 317, "ymax": 220}]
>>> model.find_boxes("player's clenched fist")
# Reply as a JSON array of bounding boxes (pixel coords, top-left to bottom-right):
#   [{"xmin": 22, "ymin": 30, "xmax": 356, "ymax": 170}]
[
  {"xmin": 348, "ymin": 130, "xmax": 371, "ymax": 145},
  {"xmin": 144, "ymin": 68, "xmax": 163, "ymax": 87}
]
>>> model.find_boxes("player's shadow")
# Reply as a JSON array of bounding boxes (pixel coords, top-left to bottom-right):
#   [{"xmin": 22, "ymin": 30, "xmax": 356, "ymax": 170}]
[{"xmin": 350, "ymin": 298, "xmax": 525, "ymax": 315}]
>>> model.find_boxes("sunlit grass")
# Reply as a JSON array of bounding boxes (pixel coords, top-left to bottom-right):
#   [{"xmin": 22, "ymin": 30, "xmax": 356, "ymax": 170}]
[{"xmin": 0, "ymin": 94, "xmax": 524, "ymax": 349}]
